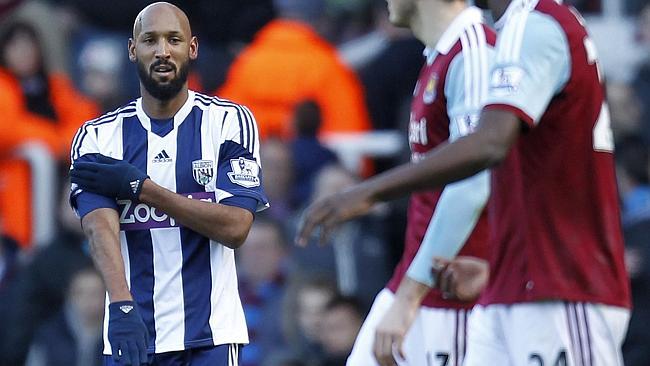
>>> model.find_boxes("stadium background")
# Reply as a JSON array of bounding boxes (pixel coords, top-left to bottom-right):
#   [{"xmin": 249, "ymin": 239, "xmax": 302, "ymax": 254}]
[{"xmin": 0, "ymin": 0, "xmax": 648, "ymax": 365}]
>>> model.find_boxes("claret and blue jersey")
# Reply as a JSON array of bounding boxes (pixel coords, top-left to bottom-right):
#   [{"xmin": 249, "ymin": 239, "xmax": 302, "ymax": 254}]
[{"xmin": 69, "ymin": 91, "xmax": 268, "ymax": 355}]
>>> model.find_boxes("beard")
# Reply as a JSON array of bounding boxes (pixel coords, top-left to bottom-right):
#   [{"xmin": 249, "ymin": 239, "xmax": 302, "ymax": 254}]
[{"xmin": 136, "ymin": 58, "xmax": 190, "ymax": 101}]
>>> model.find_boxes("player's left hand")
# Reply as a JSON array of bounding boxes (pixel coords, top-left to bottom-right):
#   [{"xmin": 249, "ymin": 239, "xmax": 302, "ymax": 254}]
[
  {"xmin": 71, "ymin": 154, "xmax": 149, "ymax": 200},
  {"xmin": 295, "ymin": 186, "xmax": 375, "ymax": 246},
  {"xmin": 434, "ymin": 256, "xmax": 490, "ymax": 301},
  {"xmin": 373, "ymin": 298, "xmax": 418, "ymax": 366}
]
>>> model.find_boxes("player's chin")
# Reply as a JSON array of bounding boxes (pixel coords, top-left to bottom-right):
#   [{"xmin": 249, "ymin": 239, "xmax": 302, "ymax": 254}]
[
  {"xmin": 388, "ymin": 14, "xmax": 409, "ymax": 28},
  {"xmin": 151, "ymin": 73, "xmax": 176, "ymax": 84}
]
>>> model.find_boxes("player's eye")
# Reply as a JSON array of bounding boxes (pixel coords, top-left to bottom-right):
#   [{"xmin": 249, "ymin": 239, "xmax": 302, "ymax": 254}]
[{"xmin": 169, "ymin": 37, "xmax": 181, "ymax": 44}]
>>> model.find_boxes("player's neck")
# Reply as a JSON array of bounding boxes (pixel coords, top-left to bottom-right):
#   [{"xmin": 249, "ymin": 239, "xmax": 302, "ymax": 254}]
[
  {"xmin": 488, "ymin": 0, "xmax": 511, "ymax": 22},
  {"xmin": 412, "ymin": 1, "xmax": 467, "ymax": 48},
  {"xmin": 140, "ymin": 85, "xmax": 190, "ymax": 119}
]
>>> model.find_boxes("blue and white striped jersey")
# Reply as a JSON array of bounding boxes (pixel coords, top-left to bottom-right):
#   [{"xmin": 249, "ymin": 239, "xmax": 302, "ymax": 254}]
[{"xmin": 69, "ymin": 90, "xmax": 268, "ymax": 354}]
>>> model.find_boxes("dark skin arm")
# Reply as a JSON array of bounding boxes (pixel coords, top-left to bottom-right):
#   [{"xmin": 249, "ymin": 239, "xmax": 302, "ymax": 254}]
[
  {"xmin": 82, "ymin": 208, "xmax": 132, "ymax": 302},
  {"xmin": 138, "ymin": 180, "xmax": 254, "ymax": 249},
  {"xmin": 296, "ymin": 109, "xmax": 521, "ymax": 245}
]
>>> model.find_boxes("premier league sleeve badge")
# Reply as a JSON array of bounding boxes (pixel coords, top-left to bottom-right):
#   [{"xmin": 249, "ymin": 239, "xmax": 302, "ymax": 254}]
[{"xmin": 227, "ymin": 157, "xmax": 260, "ymax": 188}]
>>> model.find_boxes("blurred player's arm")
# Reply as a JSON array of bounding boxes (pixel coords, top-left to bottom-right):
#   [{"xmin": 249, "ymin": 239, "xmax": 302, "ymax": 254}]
[
  {"xmin": 374, "ymin": 155, "xmax": 491, "ymax": 366},
  {"xmin": 406, "ymin": 170, "xmax": 489, "ymax": 289},
  {"xmin": 297, "ymin": 12, "xmax": 571, "ymax": 245},
  {"xmin": 361, "ymin": 110, "xmax": 518, "ymax": 201}
]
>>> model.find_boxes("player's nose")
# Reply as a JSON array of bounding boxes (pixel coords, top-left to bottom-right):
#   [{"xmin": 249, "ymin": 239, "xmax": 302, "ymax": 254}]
[{"xmin": 154, "ymin": 40, "xmax": 171, "ymax": 59}]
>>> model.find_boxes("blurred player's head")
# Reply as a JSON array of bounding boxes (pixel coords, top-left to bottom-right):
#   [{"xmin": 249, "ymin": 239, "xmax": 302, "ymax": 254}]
[
  {"xmin": 0, "ymin": 21, "xmax": 46, "ymax": 78},
  {"xmin": 386, "ymin": 0, "xmax": 468, "ymax": 45},
  {"xmin": 386, "ymin": 0, "xmax": 418, "ymax": 27},
  {"xmin": 129, "ymin": 2, "xmax": 198, "ymax": 101}
]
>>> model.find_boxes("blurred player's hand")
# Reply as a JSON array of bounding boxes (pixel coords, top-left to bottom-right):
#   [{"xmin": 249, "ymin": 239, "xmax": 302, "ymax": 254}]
[
  {"xmin": 71, "ymin": 154, "xmax": 149, "ymax": 200},
  {"xmin": 295, "ymin": 186, "xmax": 375, "ymax": 246},
  {"xmin": 434, "ymin": 256, "xmax": 489, "ymax": 301},
  {"xmin": 373, "ymin": 298, "xmax": 418, "ymax": 366}
]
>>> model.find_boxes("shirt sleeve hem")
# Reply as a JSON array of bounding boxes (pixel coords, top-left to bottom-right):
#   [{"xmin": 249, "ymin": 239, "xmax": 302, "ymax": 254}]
[{"xmin": 484, "ymin": 103, "xmax": 535, "ymax": 128}]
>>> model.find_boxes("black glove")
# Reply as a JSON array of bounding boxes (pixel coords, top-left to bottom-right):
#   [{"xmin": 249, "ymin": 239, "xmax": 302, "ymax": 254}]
[
  {"xmin": 108, "ymin": 301, "xmax": 150, "ymax": 365},
  {"xmin": 71, "ymin": 154, "xmax": 149, "ymax": 200}
]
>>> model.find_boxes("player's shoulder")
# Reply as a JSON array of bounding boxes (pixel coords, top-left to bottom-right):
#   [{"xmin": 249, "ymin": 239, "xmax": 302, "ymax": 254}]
[
  {"xmin": 499, "ymin": 0, "xmax": 566, "ymax": 38},
  {"xmin": 192, "ymin": 91, "xmax": 253, "ymax": 115},
  {"xmin": 191, "ymin": 91, "xmax": 257, "ymax": 134},
  {"xmin": 81, "ymin": 100, "xmax": 138, "ymax": 129},
  {"xmin": 438, "ymin": 7, "xmax": 495, "ymax": 69},
  {"xmin": 495, "ymin": 1, "xmax": 568, "ymax": 63}
]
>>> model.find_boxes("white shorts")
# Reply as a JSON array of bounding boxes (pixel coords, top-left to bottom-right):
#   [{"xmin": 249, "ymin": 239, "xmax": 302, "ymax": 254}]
[
  {"xmin": 347, "ymin": 288, "xmax": 471, "ymax": 366},
  {"xmin": 463, "ymin": 302, "xmax": 630, "ymax": 366}
]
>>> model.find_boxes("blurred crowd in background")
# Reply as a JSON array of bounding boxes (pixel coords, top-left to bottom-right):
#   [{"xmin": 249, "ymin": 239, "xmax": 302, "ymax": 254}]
[{"xmin": 0, "ymin": 0, "xmax": 649, "ymax": 365}]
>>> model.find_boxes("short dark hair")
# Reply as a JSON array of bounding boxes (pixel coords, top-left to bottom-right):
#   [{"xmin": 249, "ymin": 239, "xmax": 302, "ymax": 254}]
[
  {"xmin": 325, "ymin": 295, "xmax": 364, "ymax": 318},
  {"xmin": 293, "ymin": 100, "xmax": 322, "ymax": 137}
]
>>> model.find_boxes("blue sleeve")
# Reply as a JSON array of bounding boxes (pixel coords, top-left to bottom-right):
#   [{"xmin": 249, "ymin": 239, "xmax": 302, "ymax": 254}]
[
  {"xmin": 70, "ymin": 153, "xmax": 118, "ymax": 218},
  {"xmin": 220, "ymin": 196, "xmax": 258, "ymax": 214},
  {"xmin": 445, "ymin": 37, "xmax": 495, "ymax": 141},
  {"xmin": 406, "ymin": 170, "xmax": 490, "ymax": 287},
  {"xmin": 485, "ymin": 11, "xmax": 570, "ymax": 125},
  {"xmin": 216, "ymin": 140, "xmax": 269, "ymax": 212}
]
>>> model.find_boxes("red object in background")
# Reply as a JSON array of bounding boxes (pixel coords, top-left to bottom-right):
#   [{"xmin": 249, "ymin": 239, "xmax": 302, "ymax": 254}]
[{"xmin": 0, "ymin": 69, "xmax": 98, "ymax": 247}]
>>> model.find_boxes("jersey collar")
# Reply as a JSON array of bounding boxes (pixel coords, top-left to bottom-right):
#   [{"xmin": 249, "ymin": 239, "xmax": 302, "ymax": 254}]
[
  {"xmin": 435, "ymin": 6, "xmax": 485, "ymax": 55},
  {"xmin": 136, "ymin": 90, "xmax": 196, "ymax": 133}
]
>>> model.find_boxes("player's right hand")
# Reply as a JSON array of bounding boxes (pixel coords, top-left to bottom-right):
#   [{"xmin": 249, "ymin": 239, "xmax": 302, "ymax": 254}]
[
  {"xmin": 434, "ymin": 256, "xmax": 489, "ymax": 301},
  {"xmin": 373, "ymin": 298, "xmax": 418, "ymax": 366},
  {"xmin": 108, "ymin": 301, "xmax": 150, "ymax": 365},
  {"xmin": 295, "ymin": 186, "xmax": 376, "ymax": 246},
  {"xmin": 71, "ymin": 154, "xmax": 149, "ymax": 201}
]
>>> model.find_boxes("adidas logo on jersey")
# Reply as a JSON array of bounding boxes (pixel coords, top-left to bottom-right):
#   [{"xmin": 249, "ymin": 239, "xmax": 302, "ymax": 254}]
[
  {"xmin": 130, "ymin": 180, "xmax": 140, "ymax": 194},
  {"xmin": 152, "ymin": 150, "xmax": 172, "ymax": 163}
]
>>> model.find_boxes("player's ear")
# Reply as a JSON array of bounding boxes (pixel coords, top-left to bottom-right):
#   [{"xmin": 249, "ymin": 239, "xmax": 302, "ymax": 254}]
[
  {"xmin": 128, "ymin": 38, "xmax": 137, "ymax": 63},
  {"xmin": 189, "ymin": 36, "xmax": 198, "ymax": 61}
]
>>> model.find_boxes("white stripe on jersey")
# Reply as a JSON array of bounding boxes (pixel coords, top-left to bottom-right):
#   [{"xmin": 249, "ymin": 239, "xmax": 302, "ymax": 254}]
[
  {"xmin": 459, "ymin": 32, "xmax": 472, "ymax": 110},
  {"xmin": 468, "ymin": 26, "xmax": 480, "ymax": 110},
  {"xmin": 242, "ymin": 106, "xmax": 261, "ymax": 161},
  {"xmin": 195, "ymin": 93, "xmax": 261, "ymax": 161},
  {"xmin": 147, "ymin": 124, "xmax": 186, "ymax": 351},
  {"xmin": 459, "ymin": 25, "xmax": 491, "ymax": 111},
  {"xmin": 151, "ymin": 228, "xmax": 186, "ymax": 350},
  {"xmin": 497, "ymin": 2, "xmax": 533, "ymax": 63},
  {"xmin": 70, "ymin": 103, "xmax": 136, "ymax": 161},
  {"xmin": 474, "ymin": 24, "xmax": 490, "ymax": 105}
]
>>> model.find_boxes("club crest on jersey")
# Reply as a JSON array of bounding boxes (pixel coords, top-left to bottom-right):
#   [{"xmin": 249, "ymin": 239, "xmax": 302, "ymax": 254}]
[
  {"xmin": 228, "ymin": 157, "xmax": 260, "ymax": 188},
  {"xmin": 423, "ymin": 74, "xmax": 438, "ymax": 104},
  {"xmin": 192, "ymin": 160, "xmax": 214, "ymax": 186},
  {"xmin": 490, "ymin": 66, "xmax": 524, "ymax": 96}
]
